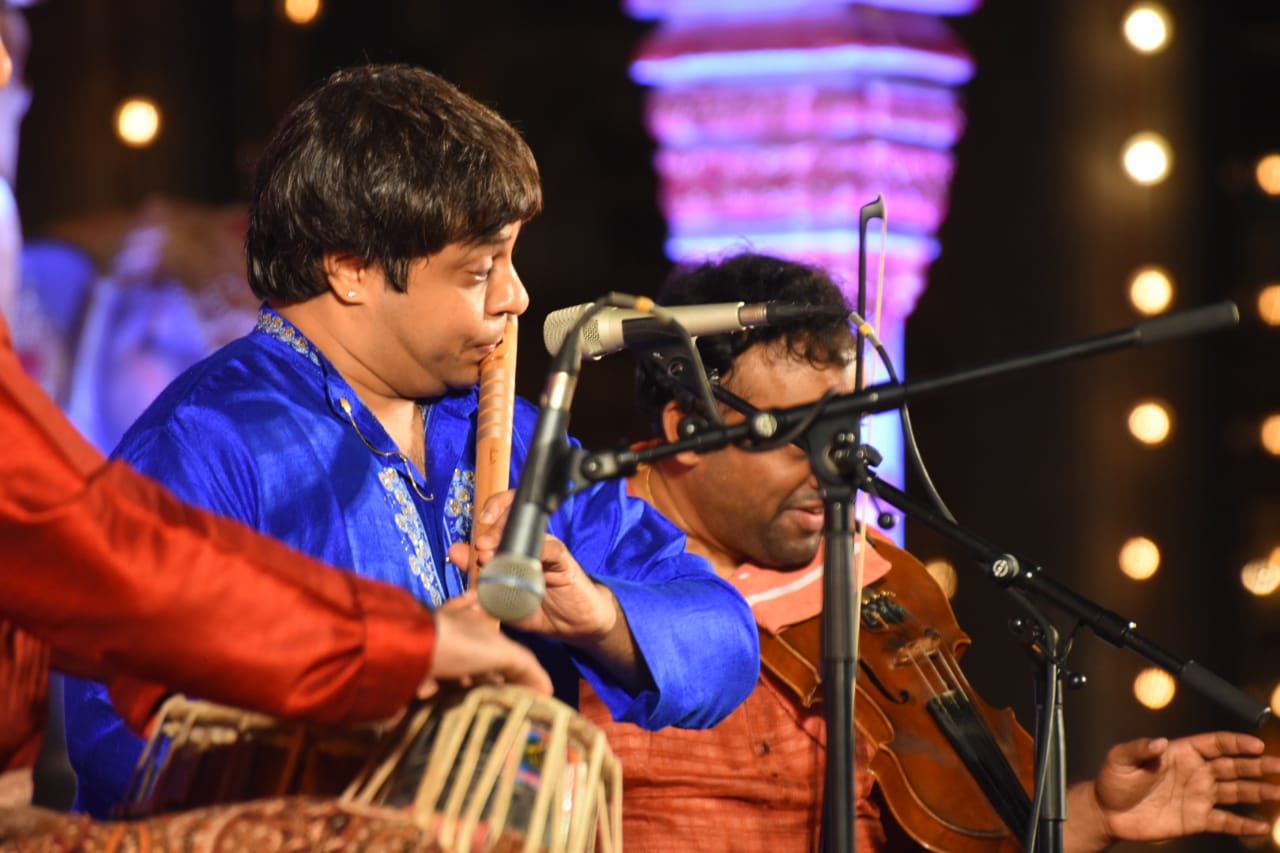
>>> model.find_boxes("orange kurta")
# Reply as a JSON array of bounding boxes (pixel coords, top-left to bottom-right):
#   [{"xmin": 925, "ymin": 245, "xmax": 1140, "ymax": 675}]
[
  {"xmin": 581, "ymin": 513, "xmax": 898, "ymax": 852},
  {"xmin": 581, "ymin": 667, "xmax": 886, "ymax": 852}
]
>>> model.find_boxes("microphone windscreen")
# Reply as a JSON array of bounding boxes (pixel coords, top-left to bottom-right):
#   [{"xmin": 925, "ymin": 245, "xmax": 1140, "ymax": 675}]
[
  {"xmin": 543, "ymin": 304, "xmax": 593, "ymax": 357},
  {"xmin": 476, "ymin": 554, "xmax": 546, "ymax": 622}
]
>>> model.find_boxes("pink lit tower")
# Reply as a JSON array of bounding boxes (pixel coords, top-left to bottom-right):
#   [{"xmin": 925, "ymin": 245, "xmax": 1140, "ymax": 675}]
[{"xmin": 625, "ymin": 0, "xmax": 977, "ymax": 502}]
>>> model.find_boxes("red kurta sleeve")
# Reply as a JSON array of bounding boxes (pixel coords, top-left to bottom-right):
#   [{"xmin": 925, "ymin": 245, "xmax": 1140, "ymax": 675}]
[
  {"xmin": 0, "ymin": 622, "xmax": 50, "ymax": 770},
  {"xmin": 0, "ymin": 314, "xmax": 436, "ymax": 732}
]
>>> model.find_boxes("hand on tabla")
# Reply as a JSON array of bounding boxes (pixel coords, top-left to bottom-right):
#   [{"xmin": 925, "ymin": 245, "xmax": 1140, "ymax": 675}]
[{"xmin": 419, "ymin": 594, "xmax": 551, "ymax": 699}]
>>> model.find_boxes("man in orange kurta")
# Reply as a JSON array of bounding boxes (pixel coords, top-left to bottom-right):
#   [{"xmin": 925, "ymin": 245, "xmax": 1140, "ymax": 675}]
[
  {"xmin": 581, "ymin": 520, "xmax": 894, "ymax": 850},
  {"xmin": 583, "ymin": 252, "xmax": 1280, "ymax": 853}
]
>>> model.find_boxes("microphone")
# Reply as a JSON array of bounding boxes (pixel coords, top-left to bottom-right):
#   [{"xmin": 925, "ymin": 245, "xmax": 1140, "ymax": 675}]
[
  {"xmin": 475, "ymin": 336, "xmax": 580, "ymax": 621},
  {"xmin": 543, "ymin": 300, "xmax": 826, "ymax": 359}
]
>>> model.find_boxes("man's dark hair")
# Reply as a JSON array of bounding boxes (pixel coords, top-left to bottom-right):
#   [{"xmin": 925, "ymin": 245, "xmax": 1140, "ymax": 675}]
[
  {"xmin": 635, "ymin": 252, "xmax": 855, "ymax": 436},
  {"xmin": 246, "ymin": 64, "xmax": 542, "ymax": 302}
]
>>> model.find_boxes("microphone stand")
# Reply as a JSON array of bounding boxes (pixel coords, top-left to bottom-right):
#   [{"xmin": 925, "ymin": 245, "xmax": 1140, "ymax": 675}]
[
  {"xmin": 866, "ymin": 471, "xmax": 1269, "ymax": 851},
  {"xmin": 813, "ymin": 424, "xmax": 862, "ymax": 853},
  {"xmin": 868, "ymin": 474, "xmax": 1272, "ymax": 729},
  {"xmin": 573, "ymin": 299, "xmax": 1259, "ymax": 853}
]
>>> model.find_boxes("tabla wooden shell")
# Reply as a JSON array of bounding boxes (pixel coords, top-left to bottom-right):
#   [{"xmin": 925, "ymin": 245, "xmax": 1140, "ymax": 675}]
[
  {"xmin": 341, "ymin": 685, "xmax": 622, "ymax": 853},
  {"xmin": 117, "ymin": 686, "xmax": 622, "ymax": 853},
  {"xmin": 117, "ymin": 695, "xmax": 384, "ymax": 818}
]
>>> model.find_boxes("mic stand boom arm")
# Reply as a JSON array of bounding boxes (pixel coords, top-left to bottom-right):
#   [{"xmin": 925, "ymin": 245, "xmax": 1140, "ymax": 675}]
[
  {"xmin": 866, "ymin": 474, "xmax": 1272, "ymax": 729},
  {"xmin": 797, "ymin": 301, "xmax": 1240, "ymax": 425},
  {"xmin": 578, "ymin": 300, "xmax": 1242, "ymax": 486}
]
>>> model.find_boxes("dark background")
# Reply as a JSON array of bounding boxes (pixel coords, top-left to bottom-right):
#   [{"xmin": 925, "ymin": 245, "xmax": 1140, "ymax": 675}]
[{"xmin": 16, "ymin": 3, "xmax": 1280, "ymax": 847}]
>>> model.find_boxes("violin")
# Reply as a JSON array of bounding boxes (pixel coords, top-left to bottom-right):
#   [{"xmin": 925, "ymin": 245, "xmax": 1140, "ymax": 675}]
[{"xmin": 758, "ymin": 536, "xmax": 1035, "ymax": 853}]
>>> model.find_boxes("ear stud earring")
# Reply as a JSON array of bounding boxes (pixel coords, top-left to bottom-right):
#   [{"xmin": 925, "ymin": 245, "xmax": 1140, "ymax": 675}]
[{"xmin": 347, "ymin": 290, "xmax": 358, "ymax": 299}]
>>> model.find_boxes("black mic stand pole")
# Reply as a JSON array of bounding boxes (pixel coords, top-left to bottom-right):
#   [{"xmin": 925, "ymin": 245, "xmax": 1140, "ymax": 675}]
[
  {"xmin": 814, "ymin": 426, "xmax": 862, "ymax": 853},
  {"xmin": 1030, "ymin": 619, "xmax": 1068, "ymax": 853}
]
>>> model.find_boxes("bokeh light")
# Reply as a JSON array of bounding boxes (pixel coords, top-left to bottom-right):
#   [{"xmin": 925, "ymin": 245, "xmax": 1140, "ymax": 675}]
[
  {"xmin": 924, "ymin": 558, "xmax": 958, "ymax": 600},
  {"xmin": 1133, "ymin": 667, "xmax": 1176, "ymax": 709},
  {"xmin": 1258, "ymin": 284, "xmax": 1280, "ymax": 326},
  {"xmin": 1122, "ymin": 3, "xmax": 1171, "ymax": 54},
  {"xmin": 1242, "ymin": 558, "xmax": 1280, "ymax": 597},
  {"xmin": 1256, "ymin": 153, "xmax": 1280, "ymax": 196},
  {"xmin": 282, "ymin": 0, "xmax": 323, "ymax": 26},
  {"xmin": 1122, "ymin": 132, "xmax": 1172, "ymax": 185},
  {"xmin": 114, "ymin": 98, "xmax": 161, "ymax": 148},
  {"xmin": 1261, "ymin": 414, "xmax": 1280, "ymax": 456},
  {"xmin": 1127, "ymin": 266, "xmax": 1173, "ymax": 315},
  {"xmin": 1128, "ymin": 400, "xmax": 1172, "ymax": 445},
  {"xmin": 1118, "ymin": 537, "xmax": 1160, "ymax": 580}
]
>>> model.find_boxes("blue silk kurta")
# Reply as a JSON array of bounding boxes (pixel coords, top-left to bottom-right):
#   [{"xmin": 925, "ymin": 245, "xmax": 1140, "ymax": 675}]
[{"xmin": 64, "ymin": 307, "xmax": 758, "ymax": 818}]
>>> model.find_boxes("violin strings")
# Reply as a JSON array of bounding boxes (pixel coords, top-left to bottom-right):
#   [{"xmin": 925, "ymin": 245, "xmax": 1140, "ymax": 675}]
[
  {"xmin": 896, "ymin": 611, "xmax": 968, "ymax": 702},
  {"xmin": 892, "ymin": 614, "xmax": 1033, "ymax": 839}
]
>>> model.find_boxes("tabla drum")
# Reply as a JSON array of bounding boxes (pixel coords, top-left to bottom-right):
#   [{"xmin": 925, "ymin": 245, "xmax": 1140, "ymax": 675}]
[
  {"xmin": 341, "ymin": 685, "xmax": 622, "ymax": 853},
  {"xmin": 116, "ymin": 694, "xmax": 386, "ymax": 819}
]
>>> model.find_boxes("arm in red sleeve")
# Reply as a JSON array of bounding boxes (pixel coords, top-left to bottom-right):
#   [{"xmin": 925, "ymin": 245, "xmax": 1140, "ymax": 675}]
[{"xmin": 0, "ymin": 333, "xmax": 435, "ymax": 728}]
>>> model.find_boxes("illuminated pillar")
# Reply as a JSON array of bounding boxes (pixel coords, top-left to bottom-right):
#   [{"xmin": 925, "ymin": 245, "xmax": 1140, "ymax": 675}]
[{"xmin": 625, "ymin": 0, "xmax": 977, "ymax": 505}]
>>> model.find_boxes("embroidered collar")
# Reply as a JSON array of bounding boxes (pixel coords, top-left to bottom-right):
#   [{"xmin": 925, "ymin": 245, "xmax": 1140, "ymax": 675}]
[{"xmin": 254, "ymin": 306, "xmax": 322, "ymax": 366}]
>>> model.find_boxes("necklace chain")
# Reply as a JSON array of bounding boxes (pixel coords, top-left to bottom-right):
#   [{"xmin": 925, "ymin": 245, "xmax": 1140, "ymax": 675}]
[
  {"xmin": 642, "ymin": 463, "xmax": 694, "ymax": 533},
  {"xmin": 642, "ymin": 462, "xmax": 658, "ymax": 507},
  {"xmin": 339, "ymin": 397, "xmax": 434, "ymax": 502}
]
